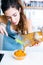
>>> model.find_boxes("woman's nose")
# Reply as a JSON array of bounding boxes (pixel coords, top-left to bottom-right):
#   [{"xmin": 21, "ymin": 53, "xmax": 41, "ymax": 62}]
[{"xmin": 11, "ymin": 16, "xmax": 15, "ymax": 22}]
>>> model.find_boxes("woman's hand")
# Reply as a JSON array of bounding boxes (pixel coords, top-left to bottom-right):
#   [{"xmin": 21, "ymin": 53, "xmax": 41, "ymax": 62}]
[{"xmin": 0, "ymin": 23, "xmax": 8, "ymax": 36}]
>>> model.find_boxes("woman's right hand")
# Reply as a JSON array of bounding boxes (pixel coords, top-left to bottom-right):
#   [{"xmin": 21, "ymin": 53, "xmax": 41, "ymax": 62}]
[{"xmin": 0, "ymin": 23, "xmax": 8, "ymax": 36}]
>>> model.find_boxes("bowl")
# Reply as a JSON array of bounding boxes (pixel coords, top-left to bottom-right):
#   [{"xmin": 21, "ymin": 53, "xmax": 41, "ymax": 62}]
[{"xmin": 13, "ymin": 50, "xmax": 26, "ymax": 60}]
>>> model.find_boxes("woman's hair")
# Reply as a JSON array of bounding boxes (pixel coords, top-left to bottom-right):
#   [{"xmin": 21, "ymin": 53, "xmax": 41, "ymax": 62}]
[{"xmin": 1, "ymin": 0, "xmax": 28, "ymax": 34}]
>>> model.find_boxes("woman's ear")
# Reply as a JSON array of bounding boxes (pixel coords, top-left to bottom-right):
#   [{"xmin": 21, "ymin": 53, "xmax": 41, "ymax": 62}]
[{"xmin": 19, "ymin": 8, "xmax": 21, "ymax": 13}]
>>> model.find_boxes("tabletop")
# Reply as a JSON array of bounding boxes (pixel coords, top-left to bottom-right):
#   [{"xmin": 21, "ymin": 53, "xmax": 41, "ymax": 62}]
[{"xmin": 0, "ymin": 42, "xmax": 43, "ymax": 65}]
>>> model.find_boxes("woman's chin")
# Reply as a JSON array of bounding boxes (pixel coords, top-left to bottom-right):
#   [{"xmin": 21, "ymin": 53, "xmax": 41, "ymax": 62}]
[{"xmin": 13, "ymin": 22, "xmax": 18, "ymax": 25}]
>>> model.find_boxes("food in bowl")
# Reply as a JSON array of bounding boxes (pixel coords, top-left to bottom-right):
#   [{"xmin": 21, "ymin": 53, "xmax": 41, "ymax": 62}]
[{"xmin": 13, "ymin": 50, "xmax": 26, "ymax": 60}]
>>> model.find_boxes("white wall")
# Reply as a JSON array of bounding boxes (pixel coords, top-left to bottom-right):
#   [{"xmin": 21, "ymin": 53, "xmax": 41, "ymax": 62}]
[
  {"xmin": 24, "ymin": 8, "xmax": 43, "ymax": 31},
  {"xmin": 30, "ymin": 9, "xmax": 43, "ymax": 27}
]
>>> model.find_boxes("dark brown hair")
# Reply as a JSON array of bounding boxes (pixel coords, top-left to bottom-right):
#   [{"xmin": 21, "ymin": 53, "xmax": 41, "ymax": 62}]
[{"xmin": 1, "ymin": 0, "xmax": 28, "ymax": 34}]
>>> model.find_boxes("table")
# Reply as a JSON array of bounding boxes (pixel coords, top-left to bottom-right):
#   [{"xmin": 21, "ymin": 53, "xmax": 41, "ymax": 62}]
[
  {"xmin": 22, "ymin": 31, "xmax": 43, "ymax": 46},
  {"xmin": 0, "ymin": 42, "xmax": 43, "ymax": 65}
]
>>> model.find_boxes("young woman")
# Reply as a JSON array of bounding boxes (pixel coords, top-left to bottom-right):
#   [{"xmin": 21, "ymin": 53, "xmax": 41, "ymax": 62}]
[{"xmin": 0, "ymin": 0, "xmax": 32, "ymax": 50}]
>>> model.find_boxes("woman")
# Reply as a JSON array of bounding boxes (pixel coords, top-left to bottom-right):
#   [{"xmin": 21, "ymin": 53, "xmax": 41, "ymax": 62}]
[{"xmin": 0, "ymin": 0, "xmax": 32, "ymax": 50}]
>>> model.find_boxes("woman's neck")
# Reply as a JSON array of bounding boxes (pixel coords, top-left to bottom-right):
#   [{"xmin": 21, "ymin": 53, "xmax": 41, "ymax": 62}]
[{"xmin": 10, "ymin": 23, "xmax": 17, "ymax": 31}]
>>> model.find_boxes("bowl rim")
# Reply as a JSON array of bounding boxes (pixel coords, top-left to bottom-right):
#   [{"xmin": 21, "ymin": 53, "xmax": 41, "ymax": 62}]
[{"xmin": 12, "ymin": 49, "xmax": 26, "ymax": 58}]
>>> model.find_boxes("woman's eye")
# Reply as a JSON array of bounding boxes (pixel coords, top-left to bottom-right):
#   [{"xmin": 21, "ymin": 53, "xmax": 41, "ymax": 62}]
[{"xmin": 13, "ymin": 14, "xmax": 17, "ymax": 17}]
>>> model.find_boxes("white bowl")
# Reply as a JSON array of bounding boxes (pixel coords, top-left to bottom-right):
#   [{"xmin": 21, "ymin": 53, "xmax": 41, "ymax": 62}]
[{"xmin": 12, "ymin": 50, "xmax": 26, "ymax": 60}]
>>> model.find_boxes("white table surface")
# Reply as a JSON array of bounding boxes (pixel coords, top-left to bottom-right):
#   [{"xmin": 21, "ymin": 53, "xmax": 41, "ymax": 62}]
[{"xmin": 0, "ymin": 42, "xmax": 43, "ymax": 65}]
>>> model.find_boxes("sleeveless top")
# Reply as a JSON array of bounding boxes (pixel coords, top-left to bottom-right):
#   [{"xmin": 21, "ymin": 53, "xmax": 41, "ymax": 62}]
[{"xmin": 2, "ymin": 21, "xmax": 24, "ymax": 51}]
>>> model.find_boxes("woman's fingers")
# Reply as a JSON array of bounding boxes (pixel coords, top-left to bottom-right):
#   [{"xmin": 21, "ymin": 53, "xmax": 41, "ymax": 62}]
[
  {"xmin": 0, "ymin": 29, "xmax": 4, "ymax": 35},
  {"xmin": 0, "ymin": 25, "xmax": 8, "ymax": 36},
  {"xmin": 2, "ymin": 26, "xmax": 8, "ymax": 36}
]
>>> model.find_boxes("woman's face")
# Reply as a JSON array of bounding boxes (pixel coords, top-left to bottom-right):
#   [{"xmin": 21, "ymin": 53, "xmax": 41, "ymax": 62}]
[{"xmin": 5, "ymin": 7, "xmax": 20, "ymax": 25}]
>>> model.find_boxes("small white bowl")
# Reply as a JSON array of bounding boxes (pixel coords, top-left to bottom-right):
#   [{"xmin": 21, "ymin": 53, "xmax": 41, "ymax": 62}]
[{"xmin": 12, "ymin": 50, "xmax": 26, "ymax": 60}]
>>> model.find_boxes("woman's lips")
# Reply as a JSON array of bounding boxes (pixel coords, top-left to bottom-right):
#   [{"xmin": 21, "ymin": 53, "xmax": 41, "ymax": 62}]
[{"xmin": 13, "ymin": 22, "xmax": 17, "ymax": 24}]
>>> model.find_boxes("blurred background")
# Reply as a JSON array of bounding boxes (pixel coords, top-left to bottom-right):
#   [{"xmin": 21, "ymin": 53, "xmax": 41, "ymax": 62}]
[{"xmin": 0, "ymin": 0, "xmax": 43, "ymax": 32}]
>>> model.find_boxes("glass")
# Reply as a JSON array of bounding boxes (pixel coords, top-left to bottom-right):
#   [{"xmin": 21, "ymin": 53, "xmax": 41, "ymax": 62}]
[
  {"xmin": 20, "ymin": 34, "xmax": 32, "ymax": 51},
  {"xmin": 41, "ymin": 27, "xmax": 43, "ymax": 38}
]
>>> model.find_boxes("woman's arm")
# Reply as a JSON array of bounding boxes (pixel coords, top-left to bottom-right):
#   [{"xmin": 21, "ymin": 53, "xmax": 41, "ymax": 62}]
[
  {"xmin": 27, "ymin": 19, "xmax": 32, "ymax": 33},
  {"xmin": 0, "ymin": 15, "xmax": 8, "ymax": 36},
  {"xmin": 0, "ymin": 15, "xmax": 8, "ymax": 24}
]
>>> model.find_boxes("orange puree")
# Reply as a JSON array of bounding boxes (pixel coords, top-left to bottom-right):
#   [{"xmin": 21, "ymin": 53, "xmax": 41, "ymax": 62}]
[{"xmin": 14, "ymin": 50, "xmax": 26, "ymax": 57}]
